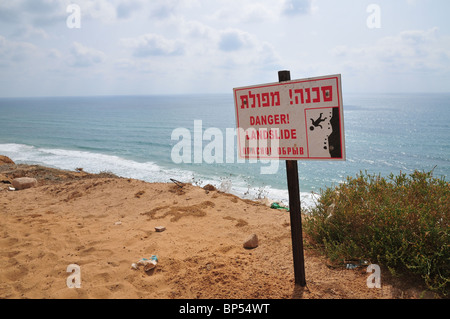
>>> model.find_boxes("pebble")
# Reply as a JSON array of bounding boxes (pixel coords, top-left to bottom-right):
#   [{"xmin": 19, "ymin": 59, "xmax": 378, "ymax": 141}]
[
  {"xmin": 243, "ymin": 234, "xmax": 258, "ymax": 249},
  {"xmin": 12, "ymin": 177, "xmax": 37, "ymax": 190}
]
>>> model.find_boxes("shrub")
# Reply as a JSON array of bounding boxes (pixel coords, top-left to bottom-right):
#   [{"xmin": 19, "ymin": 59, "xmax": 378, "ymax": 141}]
[{"xmin": 304, "ymin": 170, "xmax": 449, "ymax": 295}]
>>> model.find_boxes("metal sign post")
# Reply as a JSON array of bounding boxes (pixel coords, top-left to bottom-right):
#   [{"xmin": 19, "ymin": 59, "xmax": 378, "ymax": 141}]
[
  {"xmin": 279, "ymin": 70, "xmax": 306, "ymax": 287},
  {"xmin": 233, "ymin": 70, "xmax": 345, "ymax": 287}
]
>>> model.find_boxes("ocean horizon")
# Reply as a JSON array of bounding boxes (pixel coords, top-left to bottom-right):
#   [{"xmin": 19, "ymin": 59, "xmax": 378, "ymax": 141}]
[{"xmin": 1, "ymin": 92, "xmax": 449, "ymax": 210}]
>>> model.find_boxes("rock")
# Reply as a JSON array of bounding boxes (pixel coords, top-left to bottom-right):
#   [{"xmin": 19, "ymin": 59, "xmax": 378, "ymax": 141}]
[
  {"xmin": 203, "ymin": 184, "xmax": 216, "ymax": 191},
  {"xmin": 243, "ymin": 234, "xmax": 259, "ymax": 249},
  {"xmin": 0, "ymin": 155, "xmax": 14, "ymax": 165},
  {"xmin": 0, "ymin": 173, "xmax": 11, "ymax": 184},
  {"xmin": 11, "ymin": 177, "xmax": 38, "ymax": 190}
]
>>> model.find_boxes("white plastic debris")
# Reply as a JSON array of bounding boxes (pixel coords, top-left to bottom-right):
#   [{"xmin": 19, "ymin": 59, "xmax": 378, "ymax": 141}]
[
  {"xmin": 155, "ymin": 226, "xmax": 166, "ymax": 232},
  {"xmin": 132, "ymin": 255, "xmax": 158, "ymax": 272}
]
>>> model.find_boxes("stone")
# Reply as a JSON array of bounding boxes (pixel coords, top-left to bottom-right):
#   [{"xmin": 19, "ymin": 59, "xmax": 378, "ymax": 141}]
[
  {"xmin": 11, "ymin": 177, "xmax": 37, "ymax": 190},
  {"xmin": 203, "ymin": 184, "xmax": 216, "ymax": 191},
  {"xmin": 155, "ymin": 226, "xmax": 166, "ymax": 232},
  {"xmin": 0, "ymin": 173, "xmax": 11, "ymax": 184},
  {"xmin": 0, "ymin": 155, "xmax": 14, "ymax": 165},
  {"xmin": 243, "ymin": 234, "xmax": 258, "ymax": 249}
]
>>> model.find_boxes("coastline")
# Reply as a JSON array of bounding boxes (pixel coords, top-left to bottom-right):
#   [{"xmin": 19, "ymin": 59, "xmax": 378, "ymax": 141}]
[
  {"xmin": 0, "ymin": 142, "xmax": 320, "ymax": 211},
  {"xmin": 0, "ymin": 156, "xmax": 436, "ymax": 299}
]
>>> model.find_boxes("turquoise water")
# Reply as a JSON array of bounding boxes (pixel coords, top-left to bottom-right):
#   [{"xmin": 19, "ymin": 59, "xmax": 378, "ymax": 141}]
[{"xmin": 0, "ymin": 93, "xmax": 449, "ymax": 208}]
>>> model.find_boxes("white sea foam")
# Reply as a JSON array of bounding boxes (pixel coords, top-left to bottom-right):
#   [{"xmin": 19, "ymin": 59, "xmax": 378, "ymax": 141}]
[
  {"xmin": 0, "ymin": 143, "xmax": 192, "ymax": 183},
  {"xmin": 187, "ymin": 175, "xmax": 319, "ymax": 210}
]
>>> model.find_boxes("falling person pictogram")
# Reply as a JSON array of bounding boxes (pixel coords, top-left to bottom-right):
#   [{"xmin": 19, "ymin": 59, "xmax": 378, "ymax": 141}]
[{"xmin": 310, "ymin": 113, "xmax": 327, "ymax": 131}]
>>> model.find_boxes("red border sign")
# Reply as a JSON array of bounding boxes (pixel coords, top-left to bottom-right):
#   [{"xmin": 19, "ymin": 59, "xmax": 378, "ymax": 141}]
[{"xmin": 234, "ymin": 74, "xmax": 345, "ymax": 161}]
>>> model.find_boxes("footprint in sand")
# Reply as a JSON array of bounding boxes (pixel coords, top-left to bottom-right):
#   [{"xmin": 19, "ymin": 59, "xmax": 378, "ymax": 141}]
[{"xmin": 142, "ymin": 201, "xmax": 215, "ymax": 222}]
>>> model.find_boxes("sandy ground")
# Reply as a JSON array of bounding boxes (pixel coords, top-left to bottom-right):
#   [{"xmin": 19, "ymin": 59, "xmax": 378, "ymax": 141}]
[{"xmin": 0, "ymin": 158, "xmax": 439, "ymax": 299}]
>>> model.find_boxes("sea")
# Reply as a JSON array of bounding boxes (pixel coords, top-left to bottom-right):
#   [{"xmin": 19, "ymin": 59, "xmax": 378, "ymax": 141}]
[{"xmin": 0, "ymin": 93, "xmax": 449, "ymax": 210}]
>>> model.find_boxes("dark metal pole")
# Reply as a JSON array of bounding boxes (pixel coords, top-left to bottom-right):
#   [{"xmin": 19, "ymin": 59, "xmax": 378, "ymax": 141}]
[{"xmin": 278, "ymin": 70, "xmax": 306, "ymax": 287}]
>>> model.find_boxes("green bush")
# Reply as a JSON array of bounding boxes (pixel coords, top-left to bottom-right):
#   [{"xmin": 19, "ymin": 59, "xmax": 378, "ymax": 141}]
[{"xmin": 304, "ymin": 170, "xmax": 449, "ymax": 295}]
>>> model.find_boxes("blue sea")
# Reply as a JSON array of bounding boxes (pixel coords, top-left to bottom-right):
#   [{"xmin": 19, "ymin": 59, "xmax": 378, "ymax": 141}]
[{"xmin": 0, "ymin": 93, "xmax": 449, "ymax": 209}]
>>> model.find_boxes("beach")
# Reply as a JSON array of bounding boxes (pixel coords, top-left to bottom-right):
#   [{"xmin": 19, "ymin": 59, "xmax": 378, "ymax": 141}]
[{"xmin": 0, "ymin": 156, "xmax": 435, "ymax": 299}]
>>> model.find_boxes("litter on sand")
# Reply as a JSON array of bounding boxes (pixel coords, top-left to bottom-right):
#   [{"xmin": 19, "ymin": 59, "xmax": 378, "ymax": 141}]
[
  {"xmin": 270, "ymin": 202, "xmax": 289, "ymax": 211},
  {"xmin": 345, "ymin": 259, "xmax": 370, "ymax": 270},
  {"xmin": 132, "ymin": 255, "xmax": 158, "ymax": 272},
  {"xmin": 155, "ymin": 226, "xmax": 166, "ymax": 232}
]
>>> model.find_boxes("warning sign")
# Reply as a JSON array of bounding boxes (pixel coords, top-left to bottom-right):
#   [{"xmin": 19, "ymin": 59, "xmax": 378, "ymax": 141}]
[{"xmin": 233, "ymin": 74, "xmax": 345, "ymax": 160}]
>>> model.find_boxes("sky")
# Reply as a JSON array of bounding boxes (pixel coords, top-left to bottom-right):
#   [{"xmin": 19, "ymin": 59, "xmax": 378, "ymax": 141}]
[{"xmin": 0, "ymin": 0, "xmax": 450, "ymax": 97}]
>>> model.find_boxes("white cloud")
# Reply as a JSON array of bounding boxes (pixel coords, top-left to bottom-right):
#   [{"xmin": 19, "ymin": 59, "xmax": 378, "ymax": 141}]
[
  {"xmin": 147, "ymin": 0, "xmax": 200, "ymax": 20},
  {"xmin": 240, "ymin": 3, "xmax": 278, "ymax": 23},
  {"xmin": 0, "ymin": 0, "xmax": 67, "ymax": 26},
  {"xmin": 329, "ymin": 27, "xmax": 450, "ymax": 92},
  {"xmin": 81, "ymin": 0, "xmax": 119, "ymax": 23},
  {"xmin": 0, "ymin": 35, "xmax": 37, "ymax": 63},
  {"xmin": 68, "ymin": 42, "xmax": 106, "ymax": 67},
  {"xmin": 333, "ymin": 28, "xmax": 450, "ymax": 73},
  {"xmin": 211, "ymin": 2, "xmax": 280, "ymax": 24},
  {"xmin": 116, "ymin": 0, "xmax": 143, "ymax": 19},
  {"xmin": 47, "ymin": 48, "xmax": 62, "ymax": 59},
  {"xmin": 282, "ymin": 0, "xmax": 318, "ymax": 16},
  {"xmin": 0, "ymin": 1, "xmax": 21, "ymax": 23},
  {"xmin": 218, "ymin": 29, "xmax": 255, "ymax": 52},
  {"xmin": 183, "ymin": 20, "xmax": 216, "ymax": 39},
  {"xmin": 121, "ymin": 33, "xmax": 185, "ymax": 57},
  {"xmin": 209, "ymin": 0, "xmax": 317, "ymax": 24},
  {"xmin": 10, "ymin": 25, "xmax": 49, "ymax": 39}
]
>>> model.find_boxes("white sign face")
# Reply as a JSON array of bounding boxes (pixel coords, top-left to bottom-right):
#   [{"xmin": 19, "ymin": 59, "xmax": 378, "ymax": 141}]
[{"xmin": 234, "ymin": 74, "xmax": 345, "ymax": 161}]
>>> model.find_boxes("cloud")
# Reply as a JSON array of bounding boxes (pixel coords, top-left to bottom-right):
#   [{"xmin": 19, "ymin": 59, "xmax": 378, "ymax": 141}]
[
  {"xmin": 218, "ymin": 29, "xmax": 255, "ymax": 52},
  {"xmin": 282, "ymin": 0, "xmax": 317, "ymax": 16},
  {"xmin": 183, "ymin": 20, "xmax": 216, "ymax": 39},
  {"xmin": 241, "ymin": 3, "xmax": 278, "ymax": 23},
  {"xmin": 80, "ymin": 0, "xmax": 118, "ymax": 23},
  {"xmin": 329, "ymin": 28, "xmax": 450, "ymax": 92},
  {"xmin": 115, "ymin": 18, "xmax": 282, "ymax": 90},
  {"xmin": 148, "ymin": 0, "xmax": 199, "ymax": 20},
  {"xmin": 68, "ymin": 42, "xmax": 106, "ymax": 67},
  {"xmin": 181, "ymin": 20, "xmax": 281, "ymax": 68},
  {"xmin": 121, "ymin": 33, "xmax": 185, "ymax": 57},
  {"xmin": 10, "ymin": 25, "xmax": 49, "ymax": 39},
  {"xmin": 0, "ymin": 0, "xmax": 66, "ymax": 26},
  {"xmin": 22, "ymin": 0, "xmax": 63, "ymax": 14},
  {"xmin": 0, "ymin": 35, "xmax": 37, "ymax": 63},
  {"xmin": 23, "ymin": 0, "xmax": 68, "ymax": 27},
  {"xmin": 47, "ymin": 48, "xmax": 62, "ymax": 59},
  {"xmin": 332, "ymin": 28, "xmax": 449, "ymax": 73},
  {"xmin": 116, "ymin": 0, "xmax": 143, "ymax": 19},
  {"xmin": 150, "ymin": 1, "xmax": 177, "ymax": 19},
  {"xmin": 211, "ymin": 2, "xmax": 279, "ymax": 24},
  {"xmin": 0, "ymin": 2, "xmax": 21, "ymax": 23}
]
